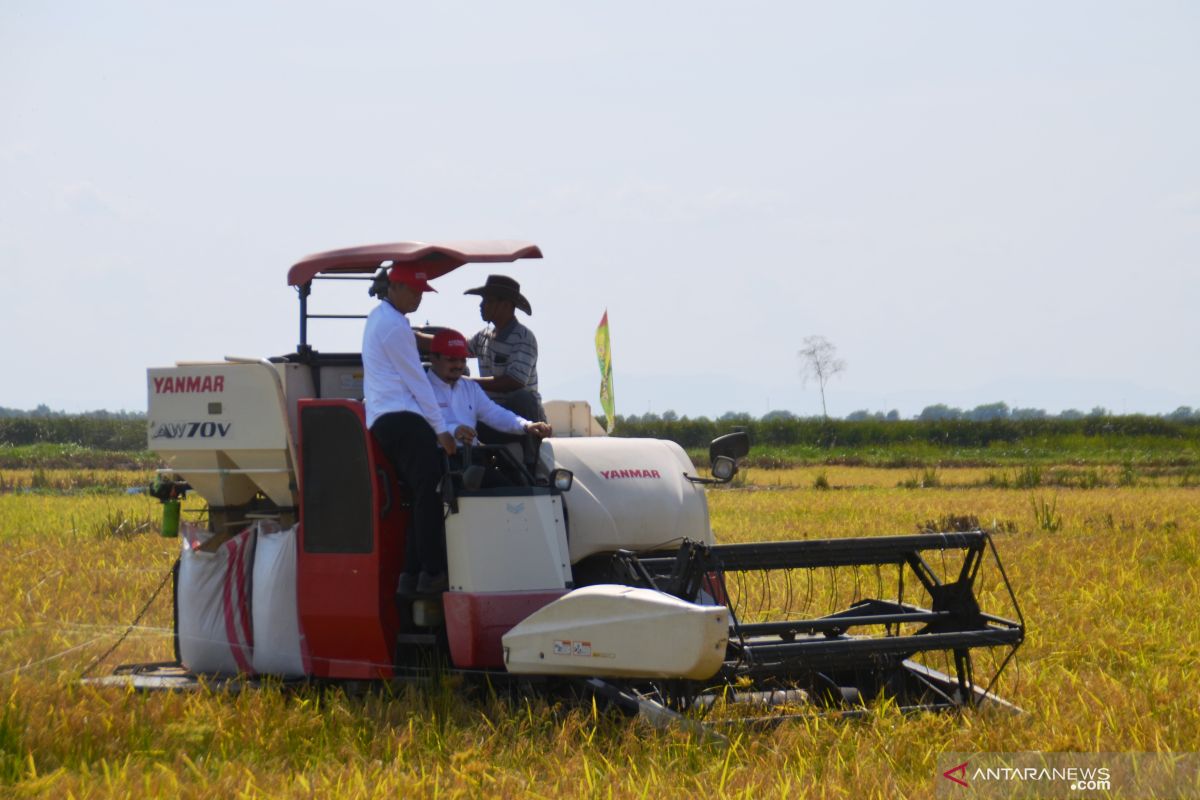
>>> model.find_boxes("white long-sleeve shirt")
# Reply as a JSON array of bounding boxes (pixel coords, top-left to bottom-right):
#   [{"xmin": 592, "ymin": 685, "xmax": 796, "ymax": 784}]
[
  {"xmin": 362, "ymin": 301, "xmax": 448, "ymax": 433},
  {"xmin": 426, "ymin": 369, "xmax": 529, "ymax": 442}
]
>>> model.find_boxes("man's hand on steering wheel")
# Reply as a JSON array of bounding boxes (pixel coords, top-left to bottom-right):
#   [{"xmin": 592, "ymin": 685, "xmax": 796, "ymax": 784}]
[{"xmin": 524, "ymin": 421, "xmax": 552, "ymax": 439}]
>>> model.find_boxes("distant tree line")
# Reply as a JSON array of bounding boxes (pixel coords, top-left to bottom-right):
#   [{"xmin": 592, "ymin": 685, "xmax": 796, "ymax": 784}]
[
  {"xmin": 0, "ymin": 405, "xmax": 145, "ymax": 420},
  {"xmin": 621, "ymin": 401, "xmax": 1200, "ymax": 427},
  {"xmin": 2, "ymin": 402, "xmax": 1198, "ymax": 453},
  {"xmin": 0, "ymin": 417, "xmax": 146, "ymax": 450},
  {"xmin": 611, "ymin": 407, "xmax": 1200, "ymax": 450},
  {"xmin": 911, "ymin": 402, "xmax": 1200, "ymax": 422}
]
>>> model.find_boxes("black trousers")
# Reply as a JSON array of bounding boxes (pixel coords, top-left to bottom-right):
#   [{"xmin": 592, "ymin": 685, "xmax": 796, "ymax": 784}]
[{"xmin": 370, "ymin": 411, "xmax": 446, "ymax": 576}]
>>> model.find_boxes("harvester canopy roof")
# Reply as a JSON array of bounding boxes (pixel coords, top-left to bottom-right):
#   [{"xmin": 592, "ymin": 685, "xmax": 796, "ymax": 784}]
[{"xmin": 287, "ymin": 241, "xmax": 543, "ymax": 286}]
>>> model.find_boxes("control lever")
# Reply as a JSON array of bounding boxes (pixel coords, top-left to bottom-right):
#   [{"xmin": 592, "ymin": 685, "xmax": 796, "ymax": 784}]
[{"xmin": 460, "ymin": 441, "xmax": 486, "ymax": 492}]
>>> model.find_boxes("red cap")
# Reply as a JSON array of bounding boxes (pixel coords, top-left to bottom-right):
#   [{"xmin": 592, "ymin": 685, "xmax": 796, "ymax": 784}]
[
  {"xmin": 431, "ymin": 329, "xmax": 470, "ymax": 358},
  {"xmin": 387, "ymin": 265, "xmax": 438, "ymax": 293}
]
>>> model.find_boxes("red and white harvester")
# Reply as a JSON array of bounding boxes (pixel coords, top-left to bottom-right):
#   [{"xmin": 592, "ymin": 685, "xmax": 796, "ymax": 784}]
[{"xmin": 112, "ymin": 241, "xmax": 1025, "ymax": 724}]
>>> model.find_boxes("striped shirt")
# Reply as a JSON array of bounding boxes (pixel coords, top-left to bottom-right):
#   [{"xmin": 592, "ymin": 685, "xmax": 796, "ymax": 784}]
[{"xmin": 469, "ymin": 319, "xmax": 540, "ymax": 404}]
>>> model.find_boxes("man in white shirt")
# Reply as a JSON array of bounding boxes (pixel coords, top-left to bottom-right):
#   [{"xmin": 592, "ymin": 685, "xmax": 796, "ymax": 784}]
[
  {"xmin": 363, "ymin": 265, "xmax": 457, "ymax": 596},
  {"xmin": 427, "ymin": 329, "xmax": 552, "ymax": 446}
]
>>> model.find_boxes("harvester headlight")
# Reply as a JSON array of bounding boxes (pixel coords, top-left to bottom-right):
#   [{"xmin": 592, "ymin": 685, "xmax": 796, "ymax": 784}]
[
  {"xmin": 550, "ymin": 468, "xmax": 574, "ymax": 492},
  {"xmin": 711, "ymin": 456, "xmax": 737, "ymax": 482}
]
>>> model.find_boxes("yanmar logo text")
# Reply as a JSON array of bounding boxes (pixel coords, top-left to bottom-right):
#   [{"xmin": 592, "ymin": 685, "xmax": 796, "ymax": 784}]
[
  {"xmin": 600, "ymin": 469, "xmax": 662, "ymax": 479},
  {"xmin": 153, "ymin": 375, "xmax": 225, "ymax": 394}
]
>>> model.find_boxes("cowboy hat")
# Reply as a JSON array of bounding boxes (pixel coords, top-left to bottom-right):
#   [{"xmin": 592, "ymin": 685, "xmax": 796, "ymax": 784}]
[{"xmin": 463, "ymin": 274, "xmax": 532, "ymax": 315}]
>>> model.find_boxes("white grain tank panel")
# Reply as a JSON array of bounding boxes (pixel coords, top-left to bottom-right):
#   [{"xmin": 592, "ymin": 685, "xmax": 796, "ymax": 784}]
[
  {"xmin": 281, "ymin": 362, "xmax": 360, "ymax": 435},
  {"xmin": 317, "ymin": 365, "xmax": 364, "ymax": 400},
  {"xmin": 153, "ymin": 451, "xmax": 257, "ymax": 507},
  {"xmin": 544, "ymin": 400, "xmax": 606, "ymax": 437},
  {"xmin": 445, "ymin": 494, "xmax": 571, "ymax": 593},
  {"xmin": 502, "ymin": 585, "xmax": 728, "ymax": 680},
  {"xmin": 280, "ymin": 364, "xmax": 314, "ymax": 445},
  {"xmin": 148, "ymin": 363, "xmax": 295, "ymax": 507},
  {"xmin": 149, "ymin": 364, "xmax": 288, "ymax": 450},
  {"xmin": 538, "ymin": 438, "xmax": 714, "ymax": 563}
]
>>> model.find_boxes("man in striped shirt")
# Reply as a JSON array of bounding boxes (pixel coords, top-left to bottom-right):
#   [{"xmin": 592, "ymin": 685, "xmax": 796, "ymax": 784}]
[{"xmin": 464, "ymin": 275, "xmax": 546, "ymax": 432}]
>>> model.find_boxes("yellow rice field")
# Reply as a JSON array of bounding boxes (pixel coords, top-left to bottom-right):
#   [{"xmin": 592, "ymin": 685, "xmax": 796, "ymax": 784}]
[{"xmin": 1, "ymin": 467, "xmax": 1198, "ymax": 798}]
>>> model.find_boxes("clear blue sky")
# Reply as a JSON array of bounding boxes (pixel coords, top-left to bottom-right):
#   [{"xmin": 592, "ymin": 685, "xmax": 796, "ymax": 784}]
[{"xmin": 2, "ymin": 2, "xmax": 1197, "ymax": 418}]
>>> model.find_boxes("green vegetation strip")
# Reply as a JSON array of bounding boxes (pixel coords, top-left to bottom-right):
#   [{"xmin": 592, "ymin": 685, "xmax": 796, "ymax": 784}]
[{"xmin": 3, "ymin": 415, "xmax": 1199, "ymax": 470}]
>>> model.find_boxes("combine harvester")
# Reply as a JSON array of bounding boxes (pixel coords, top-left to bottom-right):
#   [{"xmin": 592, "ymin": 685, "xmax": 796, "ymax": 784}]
[{"xmin": 107, "ymin": 241, "xmax": 1025, "ymax": 726}]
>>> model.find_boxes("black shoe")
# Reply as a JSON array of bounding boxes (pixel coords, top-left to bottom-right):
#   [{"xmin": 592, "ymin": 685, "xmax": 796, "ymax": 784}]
[
  {"xmin": 416, "ymin": 571, "xmax": 448, "ymax": 595},
  {"xmin": 396, "ymin": 572, "xmax": 419, "ymax": 598}
]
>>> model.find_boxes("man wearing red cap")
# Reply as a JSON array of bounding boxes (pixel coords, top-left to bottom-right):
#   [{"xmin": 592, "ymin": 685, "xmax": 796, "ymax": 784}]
[
  {"xmin": 363, "ymin": 265, "xmax": 457, "ymax": 596},
  {"xmin": 427, "ymin": 329, "xmax": 552, "ymax": 446}
]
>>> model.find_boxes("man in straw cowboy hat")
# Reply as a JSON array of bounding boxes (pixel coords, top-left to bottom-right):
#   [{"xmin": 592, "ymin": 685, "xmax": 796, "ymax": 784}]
[{"xmin": 463, "ymin": 275, "xmax": 546, "ymax": 433}]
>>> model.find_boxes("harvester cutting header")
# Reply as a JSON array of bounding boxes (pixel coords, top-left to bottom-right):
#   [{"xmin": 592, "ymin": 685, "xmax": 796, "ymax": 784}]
[{"xmin": 117, "ymin": 240, "xmax": 1025, "ymax": 726}]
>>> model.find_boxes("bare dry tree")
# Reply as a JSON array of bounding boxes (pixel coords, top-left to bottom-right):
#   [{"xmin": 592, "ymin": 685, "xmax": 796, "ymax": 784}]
[{"xmin": 798, "ymin": 335, "xmax": 846, "ymax": 421}]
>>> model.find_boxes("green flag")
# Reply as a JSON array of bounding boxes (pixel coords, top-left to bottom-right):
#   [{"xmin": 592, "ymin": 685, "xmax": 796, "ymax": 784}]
[{"xmin": 595, "ymin": 310, "xmax": 616, "ymax": 433}]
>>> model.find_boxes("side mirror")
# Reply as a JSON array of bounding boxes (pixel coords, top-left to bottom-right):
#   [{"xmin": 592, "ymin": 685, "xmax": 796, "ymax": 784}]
[
  {"xmin": 711, "ymin": 456, "xmax": 737, "ymax": 482},
  {"xmin": 709, "ymin": 431, "xmax": 749, "ymax": 464},
  {"xmin": 550, "ymin": 468, "xmax": 574, "ymax": 492},
  {"xmin": 708, "ymin": 431, "xmax": 748, "ymax": 483},
  {"xmin": 684, "ymin": 431, "xmax": 751, "ymax": 486}
]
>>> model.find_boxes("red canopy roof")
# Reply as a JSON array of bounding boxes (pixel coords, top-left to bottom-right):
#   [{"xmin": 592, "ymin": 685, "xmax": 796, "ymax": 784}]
[{"xmin": 287, "ymin": 241, "xmax": 543, "ymax": 286}]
